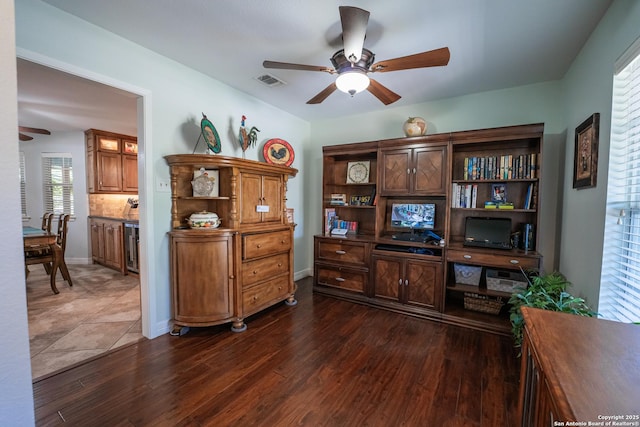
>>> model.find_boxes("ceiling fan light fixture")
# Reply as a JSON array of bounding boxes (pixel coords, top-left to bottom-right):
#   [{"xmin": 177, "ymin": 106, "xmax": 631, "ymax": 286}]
[{"xmin": 335, "ymin": 71, "xmax": 370, "ymax": 96}]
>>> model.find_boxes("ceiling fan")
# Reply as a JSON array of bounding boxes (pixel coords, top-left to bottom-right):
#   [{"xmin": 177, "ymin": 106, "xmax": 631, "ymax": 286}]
[
  {"xmin": 19, "ymin": 126, "xmax": 51, "ymax": 141},
  {"xmin": 263, "ymin": 6, "xmax": 450, "ymax": 105}
]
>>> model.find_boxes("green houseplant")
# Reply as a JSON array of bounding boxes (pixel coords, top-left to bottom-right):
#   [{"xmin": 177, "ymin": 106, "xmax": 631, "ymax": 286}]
[{"xmin": 508, "ymin": 271, "xmax": 597, "ymax": 351}]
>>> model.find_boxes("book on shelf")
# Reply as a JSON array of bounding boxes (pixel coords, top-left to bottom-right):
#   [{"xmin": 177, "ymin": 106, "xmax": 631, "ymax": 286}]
[
  {"xmin": 330, "ymin": 193, "xmax": 347, "ymax": 206},
  {"xmin": 451, "ymin": 183, "xmax": 478, "ymax": 208},
  {"xmin": 462, "ymin": 153, "xmax": 538, "ymax": 180},
  {"xmin": 324, "ymin": 208, "xmax": 336, "ymax": 235},
  {"xmin": 331, "ymin": 217, "xmax": 358, "ymax": 234}
]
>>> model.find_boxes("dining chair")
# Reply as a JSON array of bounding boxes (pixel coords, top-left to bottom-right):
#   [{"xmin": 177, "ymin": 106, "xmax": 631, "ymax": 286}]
[
  {"xmin": 25, "ymin": 213, "xmax": 73, "ymax": 290},
  {"xmin": 41, "ymin": 212, "xmax": 54, "ymax": 233}
]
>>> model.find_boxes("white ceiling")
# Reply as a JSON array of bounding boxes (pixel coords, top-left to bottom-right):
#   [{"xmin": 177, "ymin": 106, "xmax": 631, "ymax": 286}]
[{"xmin": 18, "ymin": 0, "xmax": 613, "ymax": 134}]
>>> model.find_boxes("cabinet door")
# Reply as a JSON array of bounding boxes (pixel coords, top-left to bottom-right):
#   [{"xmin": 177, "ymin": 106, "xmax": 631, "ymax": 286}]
[
  {"xmin": 170, "ymin": 234, "xmax": 234, "ymax": 324},
  {"xmin": 405, "ymin": 259, "xmax": 441, "ymax": 309},
  {"xmin": 240, "ymin": 172, "xmax": 263, "ymax": 224},
  {"xmin": 372, "ymin": 255, "xmax": 402, "ymax": 301},
  {"xmin": 261, "ymin": 174, "xmax": 282, "ymax": 223},
  {"xmin": 103, "ymin": 221, "xmax": 123, "ymax": 270},
  {"xmin": 122, "ymin": 154, "xmax": 138, "ymax": 192},
  {"xmin": 413, "ymin": 146, "xmax": 446, "ymax": 195},
  {"xmin": 97, "ymin": 152, "xmax": 123, "ymax": 192},
  {"xmin": 90, "ymin": 220, "xmax": 104, "ymax": 262},
  {"xmin": 380, "ymin": 149, "xmax": 411, "ymax": 195}
]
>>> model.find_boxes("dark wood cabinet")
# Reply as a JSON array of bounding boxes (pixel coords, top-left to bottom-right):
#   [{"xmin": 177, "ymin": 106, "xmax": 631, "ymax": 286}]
[
  {"xmin": 517, "ymin": 307, "xmax": 640, "ymax": 426},
  {"xmin": 314, "ymin": 123, "xmax": 544, "ymax": 334},
  {"xmin": 165, "ymin": 155, "xmax": 297, "ymax": 332},
  {"xmin": 85, "ymin": 129, "xmax": 138, "ymax": 194},
  {"xmin": 372, "ymin": 254, "xmax": 441, "ymax": 310},
  {"xmin": 379, "ymin": 141, "xmax": 447, "ymax": 196}
]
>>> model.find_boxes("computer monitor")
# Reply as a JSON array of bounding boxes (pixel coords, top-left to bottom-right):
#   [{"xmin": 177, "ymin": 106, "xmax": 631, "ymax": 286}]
[{"xmin": 390, "ymin": 203, "xmax": 435, "ymax": 230}]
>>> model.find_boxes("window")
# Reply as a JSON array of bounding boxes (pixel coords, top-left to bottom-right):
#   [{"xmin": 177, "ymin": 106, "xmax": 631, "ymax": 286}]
[
  {"xmin": 19, "ymin": 151, "xmax": 27, "ymax": 218},
  {"xmin": 599, "ymin": 38, "xmax": 640, "ymax": 323},
  {"xmin": 42, "ymin": 153, "xmax": 74, "ymax": 216}
]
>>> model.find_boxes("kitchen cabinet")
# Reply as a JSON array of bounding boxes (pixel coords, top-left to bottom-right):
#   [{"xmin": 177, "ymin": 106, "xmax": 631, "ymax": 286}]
[
  {"xmin": 85, "ymin": 129, "xmax": 138, "ymax": 194},
  {"xmin": 90, "ymin": 217, "xmax": 125, "ymax": 273}
]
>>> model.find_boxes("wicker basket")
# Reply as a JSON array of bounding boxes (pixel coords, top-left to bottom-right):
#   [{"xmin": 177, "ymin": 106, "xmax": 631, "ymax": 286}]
[{"xmin": 463, "ymin": 292, "xmax": 504, "ymax": 315}]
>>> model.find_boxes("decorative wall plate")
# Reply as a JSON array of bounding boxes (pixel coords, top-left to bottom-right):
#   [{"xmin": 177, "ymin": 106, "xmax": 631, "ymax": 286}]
[
  {"xmin": 201, "ymin": 113, "xmax": 221, "ymax": 154},
  {"xmin": 264, "ymin": 138, "xmax": 294, "ymax": 166}
]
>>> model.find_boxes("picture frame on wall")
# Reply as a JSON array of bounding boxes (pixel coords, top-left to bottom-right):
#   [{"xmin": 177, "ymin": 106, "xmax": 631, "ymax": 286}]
[{"xmin": 573, "ymin": 113, "xmax": 599, "ymax": 190}]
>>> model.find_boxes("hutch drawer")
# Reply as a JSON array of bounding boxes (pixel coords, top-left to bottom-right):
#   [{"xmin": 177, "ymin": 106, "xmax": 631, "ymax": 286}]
[
  {"xmin": 243, "ymin": 229, "xmax": 291, "ymax": 259},
  {"xmin": 242, "ymin": 252, "xmax": 289, "ymax": 288}
]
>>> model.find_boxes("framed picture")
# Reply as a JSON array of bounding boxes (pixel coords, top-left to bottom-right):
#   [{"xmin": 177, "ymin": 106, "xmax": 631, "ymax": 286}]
[
  {"xmin": 346, "ymin": 161, "xmax": 370, "ymax": 184},
  {"xmin": 491, "ymin": 183, "xmax": 506, "ymax": 202},
  {"xmin": 192, "ymin": 168, "xmax": 219, "ymax": 197},
  {"xmin": 573, "ymin": 113, "xmax": 599, "ymax": 189}
]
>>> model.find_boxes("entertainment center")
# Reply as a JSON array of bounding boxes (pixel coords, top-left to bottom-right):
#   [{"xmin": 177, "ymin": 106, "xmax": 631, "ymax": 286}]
[{"xmin": 313, "ymin": 123, "xmax": 543, "ymax": 334}]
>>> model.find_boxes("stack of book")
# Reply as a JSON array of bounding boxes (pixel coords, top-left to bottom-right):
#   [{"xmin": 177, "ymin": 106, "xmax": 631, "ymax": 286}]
[{"xmin": 451, "ymin": 183, "xmax": 478, "ymax": 208}]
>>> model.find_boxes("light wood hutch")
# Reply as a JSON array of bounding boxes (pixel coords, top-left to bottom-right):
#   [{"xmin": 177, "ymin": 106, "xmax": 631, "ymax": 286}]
[
  {"xmin": 314, "ymin": 123, "xmax": 544, "ymax": 335},
  {"xmin": 165, "ymin": 154, "xmax": 297, "ymax": 333}
]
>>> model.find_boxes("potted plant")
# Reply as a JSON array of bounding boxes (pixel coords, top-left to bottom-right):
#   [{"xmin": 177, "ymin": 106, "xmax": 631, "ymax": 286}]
[{"xmin": 508, "ymin": 271, "xmax": 597, "ymax": 352}]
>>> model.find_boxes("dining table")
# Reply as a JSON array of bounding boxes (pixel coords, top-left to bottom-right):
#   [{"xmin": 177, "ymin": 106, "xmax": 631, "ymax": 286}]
[{"xmin": 23, "ymin": 225, "xmax": 72, "ymax": 294}]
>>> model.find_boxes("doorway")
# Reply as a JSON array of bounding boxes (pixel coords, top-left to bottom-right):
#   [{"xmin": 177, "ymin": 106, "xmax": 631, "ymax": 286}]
[{"xmin": 17, "ymin": 57, "xmax": 149, "ymax": 379}]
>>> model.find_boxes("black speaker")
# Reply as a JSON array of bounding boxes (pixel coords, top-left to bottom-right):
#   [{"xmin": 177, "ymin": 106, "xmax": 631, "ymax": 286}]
[{"xmin": 521, "ymin": 223, "xmax": 535, "ymax": 251}]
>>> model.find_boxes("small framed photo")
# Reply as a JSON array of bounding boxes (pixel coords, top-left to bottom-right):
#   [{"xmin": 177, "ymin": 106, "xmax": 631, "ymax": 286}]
[
  {"xmin": 491, "ymin": 184, "xmax": 506, "ymax": 202},
  {"xmin": 286, "ymin": 208, "xmax": 294, "ymax": 224},
  {"xmin": 573, "ymin": 113, "xmax": 599, "ymax": 190}
]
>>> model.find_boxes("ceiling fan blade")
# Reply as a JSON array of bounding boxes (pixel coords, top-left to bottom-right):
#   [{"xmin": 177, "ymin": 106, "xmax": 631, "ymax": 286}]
[
  {"xmin": 306, "ymin": 83, "xmax": 338, "ymax": 104},
  {"xmin": 371, "ymin": 47, "xmax": 450, "ymax": 73},
  {"xmin": 263, "ymin": 60, "xmax": 335, "ymax": 74},
  {"xmin": 367, "ymin": 78, "xmax": 401, "ymax": 105},
  {"xmin": 339, "ymin": 6, "xmax": 370, "ymax": 63},
  {"xmin": 19, "ymin": 133, "xmax": 33, "ymax": 141},
  {"xmin": 18, "ymin": 126, "xmax": 51, "ymax": 135}
]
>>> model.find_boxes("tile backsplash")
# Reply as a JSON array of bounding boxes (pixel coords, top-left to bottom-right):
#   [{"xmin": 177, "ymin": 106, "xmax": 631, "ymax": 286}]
[{"xmin": 89, "ymin": 194, "xmax": 139, "ymax": 218}]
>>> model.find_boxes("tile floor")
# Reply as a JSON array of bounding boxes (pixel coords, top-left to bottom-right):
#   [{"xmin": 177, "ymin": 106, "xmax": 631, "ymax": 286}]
[{"xmin": 26, "ymin": 263, "xmax": 143, "ymax": 381}]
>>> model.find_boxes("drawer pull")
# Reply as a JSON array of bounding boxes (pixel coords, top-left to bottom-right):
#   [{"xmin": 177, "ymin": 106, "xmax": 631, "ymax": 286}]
[
  {"xmin": 281, "ymin": 240, "xmax": 286, "ymax": 244},
  {"xmin": 510, "ymin": 259, "xmax": 520, "ymax": 265},
  {"xmin": 256, "ymin": 244, "xmax": 262, "ymax": 248},
  {"xmin": 253, "ymin": 270, "xmax": 257, "ymax": 275},
  {"xmin": 277, "ymin": 263, "xmax": 282, "ymax": 267},
  {"xmin": 335, "ymin": 250, "xmax": 346, "ymax": 255},
  {"xmin": 335, "ymin": 277, "xmax": 345, "ymax": 282},
  {"xmin": 404, "ymin": 279, "xmax": 409, "ymax": 286},
  {"xmin": 398, "ymin": 279, "xmax": 403, "ymax": 285},
  {"xmin": 463, "ymin": 254, "xmax": 472, "ymax": 259}
]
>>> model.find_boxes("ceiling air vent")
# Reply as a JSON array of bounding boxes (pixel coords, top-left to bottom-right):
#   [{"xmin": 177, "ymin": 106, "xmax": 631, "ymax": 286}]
[{"xmin": 255, "ymin": 73, "xmax": 286, "ymax": 87}]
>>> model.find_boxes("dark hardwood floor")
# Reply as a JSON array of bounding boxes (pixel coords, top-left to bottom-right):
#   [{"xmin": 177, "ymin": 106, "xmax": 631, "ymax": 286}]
[{"xmin": 33, "ymin": 277, "xmax": 520, "ymax": 426}]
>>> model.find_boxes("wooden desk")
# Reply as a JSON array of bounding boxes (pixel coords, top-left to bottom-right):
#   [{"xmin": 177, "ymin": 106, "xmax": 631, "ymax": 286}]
[
  {"xmin": 517, "ymin": 307, "xmax": 640, "ymax": 426},
  {"xmin": 23, "ymin": 226, "xmax": 72, "ymax": 294}
]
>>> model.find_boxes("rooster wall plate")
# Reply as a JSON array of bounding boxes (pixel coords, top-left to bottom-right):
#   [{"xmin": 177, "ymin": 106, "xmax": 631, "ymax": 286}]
[{"xmin": 264, "ymin": 138, "xmax": 294, "ymax": 167}]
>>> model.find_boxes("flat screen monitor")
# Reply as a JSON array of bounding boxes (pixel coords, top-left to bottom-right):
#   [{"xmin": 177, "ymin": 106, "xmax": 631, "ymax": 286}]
[
  {"xmin": 391, "ymin": 203, "xmax": 435, "ymax": 230},
  {"xmin": 464, "ymin": 217, "xmax": 512, "ymax": 249}
]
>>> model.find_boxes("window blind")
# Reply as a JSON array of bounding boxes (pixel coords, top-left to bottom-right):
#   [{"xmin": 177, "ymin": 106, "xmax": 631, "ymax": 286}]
[
  {"xmin": 42, "ymin": 153, "xmax": 74, "ymax": 216},
  {"xmin": 599, "ymin": 40, "xmax": 640, "ymax": 323},
  {"xmin": 19, "ymin": 151, "xmax": 27, "ymax": 217}
]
